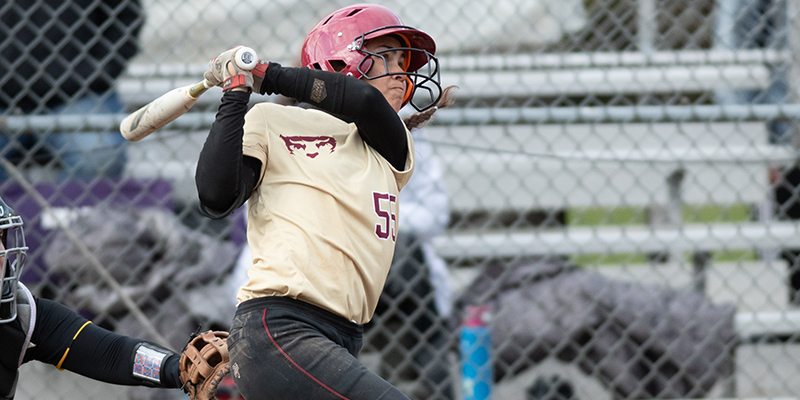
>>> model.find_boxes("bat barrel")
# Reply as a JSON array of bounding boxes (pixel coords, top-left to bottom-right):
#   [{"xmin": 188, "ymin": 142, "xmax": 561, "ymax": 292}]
[
  {"xmin": 120, "ymin": 83, "xmax": 206, "ymax": 142},
  {"xmin": 120, "ymin": 45, "xmax": 258, "ymax": 142}
]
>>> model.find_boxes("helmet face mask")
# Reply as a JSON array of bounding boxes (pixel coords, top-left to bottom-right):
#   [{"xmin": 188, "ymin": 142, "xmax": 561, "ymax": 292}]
[
  {"xmin": 354, "ymin": 32, "xmax": 442, "ymax": 112},
  {"xmin": 301, "ymin": 4, "xmax": 442, "ymax": 111},
  {"xmin": 0, "ymin": 196, "xmax": 27, "ymax": 324}
]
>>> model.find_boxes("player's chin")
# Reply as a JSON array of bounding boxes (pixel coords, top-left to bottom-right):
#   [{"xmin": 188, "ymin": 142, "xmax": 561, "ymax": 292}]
[
  {"xmin": 390, "ymin": 101, "xmax": 403, "ymax": 113},
  {"xmin": 388, "ymin": 93, "xmax": 404, "ymax": 113}
]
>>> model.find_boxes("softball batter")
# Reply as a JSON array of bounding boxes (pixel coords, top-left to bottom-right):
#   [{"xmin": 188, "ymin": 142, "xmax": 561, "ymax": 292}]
[{"xmin": 195, "ymin": 3, "xmax": 446, "ymax": 399}]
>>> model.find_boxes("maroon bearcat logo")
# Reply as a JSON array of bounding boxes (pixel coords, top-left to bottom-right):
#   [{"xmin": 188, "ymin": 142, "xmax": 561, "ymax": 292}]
[{"xmin": 280, "ymin": 135, "xmax": 337, "ymax": 159}]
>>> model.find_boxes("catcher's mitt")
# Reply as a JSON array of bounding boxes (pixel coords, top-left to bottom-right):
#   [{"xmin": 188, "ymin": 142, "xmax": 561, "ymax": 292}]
[{"xmin": 180, "ymin": 330, "xmax": 231, "ymax": 400}]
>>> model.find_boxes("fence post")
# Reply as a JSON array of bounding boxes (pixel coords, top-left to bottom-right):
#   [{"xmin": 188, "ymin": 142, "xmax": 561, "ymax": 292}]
[{"xmin": 790, "ymin": 0, "xmax": 800, "ymax": 149}]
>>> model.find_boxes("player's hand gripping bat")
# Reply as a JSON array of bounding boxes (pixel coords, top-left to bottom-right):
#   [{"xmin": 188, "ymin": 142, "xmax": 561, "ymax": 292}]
[{"xmin": 119, "ymin": 46, "xmax": 257, "ymax": 142}]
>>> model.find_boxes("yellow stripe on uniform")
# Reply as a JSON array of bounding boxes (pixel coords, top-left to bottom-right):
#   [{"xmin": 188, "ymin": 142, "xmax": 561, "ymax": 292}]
[{"xmin": 56, "ymin": 321, "xmax": 93, "ymax": 370}]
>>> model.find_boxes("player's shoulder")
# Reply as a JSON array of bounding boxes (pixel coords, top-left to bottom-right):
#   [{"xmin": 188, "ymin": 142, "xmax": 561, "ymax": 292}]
[
  {"xmin": 251, "ymin": 102, "xmax": 320, "ymax": 116},
  {"xmin": 251, "ymin": 102, "xmax": 350, "ymax": 126},
  {"xmin": 250, "ymin": 102, "xmax": 286, "ymax": 114}
]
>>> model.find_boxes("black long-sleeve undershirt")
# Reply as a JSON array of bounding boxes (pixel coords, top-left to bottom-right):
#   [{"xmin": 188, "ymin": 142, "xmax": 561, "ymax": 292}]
[
  {"xmin": 195, "ymin": 63, "xmax": 408, "ymax": 219},
  {"xmin": 21, "ymin": 298, "xmax": 180, "ymax": 388}
]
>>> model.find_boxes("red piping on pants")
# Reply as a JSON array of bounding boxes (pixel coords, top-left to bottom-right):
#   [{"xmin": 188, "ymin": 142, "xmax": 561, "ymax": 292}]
[{"xmin": 262, "ymin": 308, "xmax": 350, "ymax": 400}]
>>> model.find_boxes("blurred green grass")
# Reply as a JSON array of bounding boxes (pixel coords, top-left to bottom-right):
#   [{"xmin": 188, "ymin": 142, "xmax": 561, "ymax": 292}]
[{"xmin": 566, "ymin": 204, "xmax": 758, "ymax": 265}]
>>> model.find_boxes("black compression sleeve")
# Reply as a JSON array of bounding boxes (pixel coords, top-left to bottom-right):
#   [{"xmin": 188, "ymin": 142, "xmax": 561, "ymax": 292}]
[
  {"xmin": 195, "ymin": 90, "xmax": 260, "ymax": 218},
  {"xmin": 260, "ymin": 63, "xmax": 408, "ymax": 170},
  {"xmin": 26, "ymin": 298, "xmax": 181, "ymax": 388}
]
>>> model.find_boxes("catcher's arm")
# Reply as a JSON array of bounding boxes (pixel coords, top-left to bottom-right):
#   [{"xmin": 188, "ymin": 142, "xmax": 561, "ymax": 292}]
[
  {"xmin": 180, "ymin": 330, "xmax": 231, "ymax": 400},
  {"xmin": 22, "ymin": 298, "xmax": 182, "ymax": 388}
]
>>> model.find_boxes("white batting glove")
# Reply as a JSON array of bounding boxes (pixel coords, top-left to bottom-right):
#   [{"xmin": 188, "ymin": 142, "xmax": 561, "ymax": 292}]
[
  {"xmin": 251, "ymin": 59, "xmax": 270, "ymax": 94},
  {"xmin": 203, "ymin": 70, "xmax": 222, "ymax": 87},
  {"xmin": 207, "ymin": 46, "xmax": 254, "ymax": 92}
]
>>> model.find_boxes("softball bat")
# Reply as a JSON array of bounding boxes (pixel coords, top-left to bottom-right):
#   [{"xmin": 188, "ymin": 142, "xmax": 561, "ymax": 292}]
[{"xmin": 120, "ymin": 46, "xmax": 257, "ymax": 142}]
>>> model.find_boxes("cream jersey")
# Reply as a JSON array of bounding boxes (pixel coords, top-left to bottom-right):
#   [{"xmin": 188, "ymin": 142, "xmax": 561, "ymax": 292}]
[{"xmin": 237, "ymin": 102, "xmax": 415, "ymax": 324}]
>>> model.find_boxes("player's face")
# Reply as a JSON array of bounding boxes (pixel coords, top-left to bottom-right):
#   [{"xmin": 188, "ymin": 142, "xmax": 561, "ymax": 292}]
[{"xmin": 363, "ymin": 36, "xmax": 407, "ymax": 113}]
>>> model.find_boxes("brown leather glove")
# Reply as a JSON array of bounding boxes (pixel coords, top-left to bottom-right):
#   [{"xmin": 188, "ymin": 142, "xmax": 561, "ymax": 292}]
[{"xmin": 179, "ymin": 330, "xmax": 231, "ymax": 400}]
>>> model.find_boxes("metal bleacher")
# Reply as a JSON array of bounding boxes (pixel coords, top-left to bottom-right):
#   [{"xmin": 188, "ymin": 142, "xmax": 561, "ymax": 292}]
[{"xmin": 427, "ymin": 48, "xmax": 800, "ymax": 397}]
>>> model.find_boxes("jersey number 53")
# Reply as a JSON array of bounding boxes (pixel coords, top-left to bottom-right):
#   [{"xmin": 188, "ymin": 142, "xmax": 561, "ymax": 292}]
[{"xmin": 373, "ymin": 192, "xmax": 397, "ymax": 242}]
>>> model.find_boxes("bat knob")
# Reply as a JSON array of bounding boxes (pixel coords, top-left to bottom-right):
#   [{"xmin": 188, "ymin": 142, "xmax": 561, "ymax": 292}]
[{"xmin": 235, "ymin": 47, "xmax": 258, "ymax": 70}]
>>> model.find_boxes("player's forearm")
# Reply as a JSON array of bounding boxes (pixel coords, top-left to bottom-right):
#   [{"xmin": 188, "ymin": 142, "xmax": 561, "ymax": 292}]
[
  {"xmin": 28, "ymin": 299, "xmax": 181, "ymax": 388},
  {"xmin": 62, "ymin": 326, "xmax": 182, "ymax": 388}
]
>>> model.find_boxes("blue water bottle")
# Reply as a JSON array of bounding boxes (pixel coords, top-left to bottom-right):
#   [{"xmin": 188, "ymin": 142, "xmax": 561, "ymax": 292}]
[{"xmin": 461, "ymin": 305, "xmax": 492, "ymax": 400}]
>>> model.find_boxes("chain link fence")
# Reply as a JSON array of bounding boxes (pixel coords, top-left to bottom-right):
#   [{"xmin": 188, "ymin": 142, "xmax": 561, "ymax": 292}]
[{"xmin": 4, "ymin": 0, "xmax": 800, "ymax": 399}]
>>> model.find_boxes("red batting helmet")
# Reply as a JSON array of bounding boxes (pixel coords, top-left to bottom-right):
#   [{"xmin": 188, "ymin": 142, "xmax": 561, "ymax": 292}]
[{"xmin": 301, "ymin": 4, "xmax": 442, "ymax": 111}]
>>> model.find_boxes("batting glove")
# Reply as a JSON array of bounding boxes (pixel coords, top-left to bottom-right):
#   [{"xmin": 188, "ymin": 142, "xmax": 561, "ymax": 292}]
[
  {"xmin": 207, "ymin": 46, "xmax": 254, "ymax": 92},
  {"xmin": 251, "ymin": 59, "xmax": 270, "ymax": 94}
]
